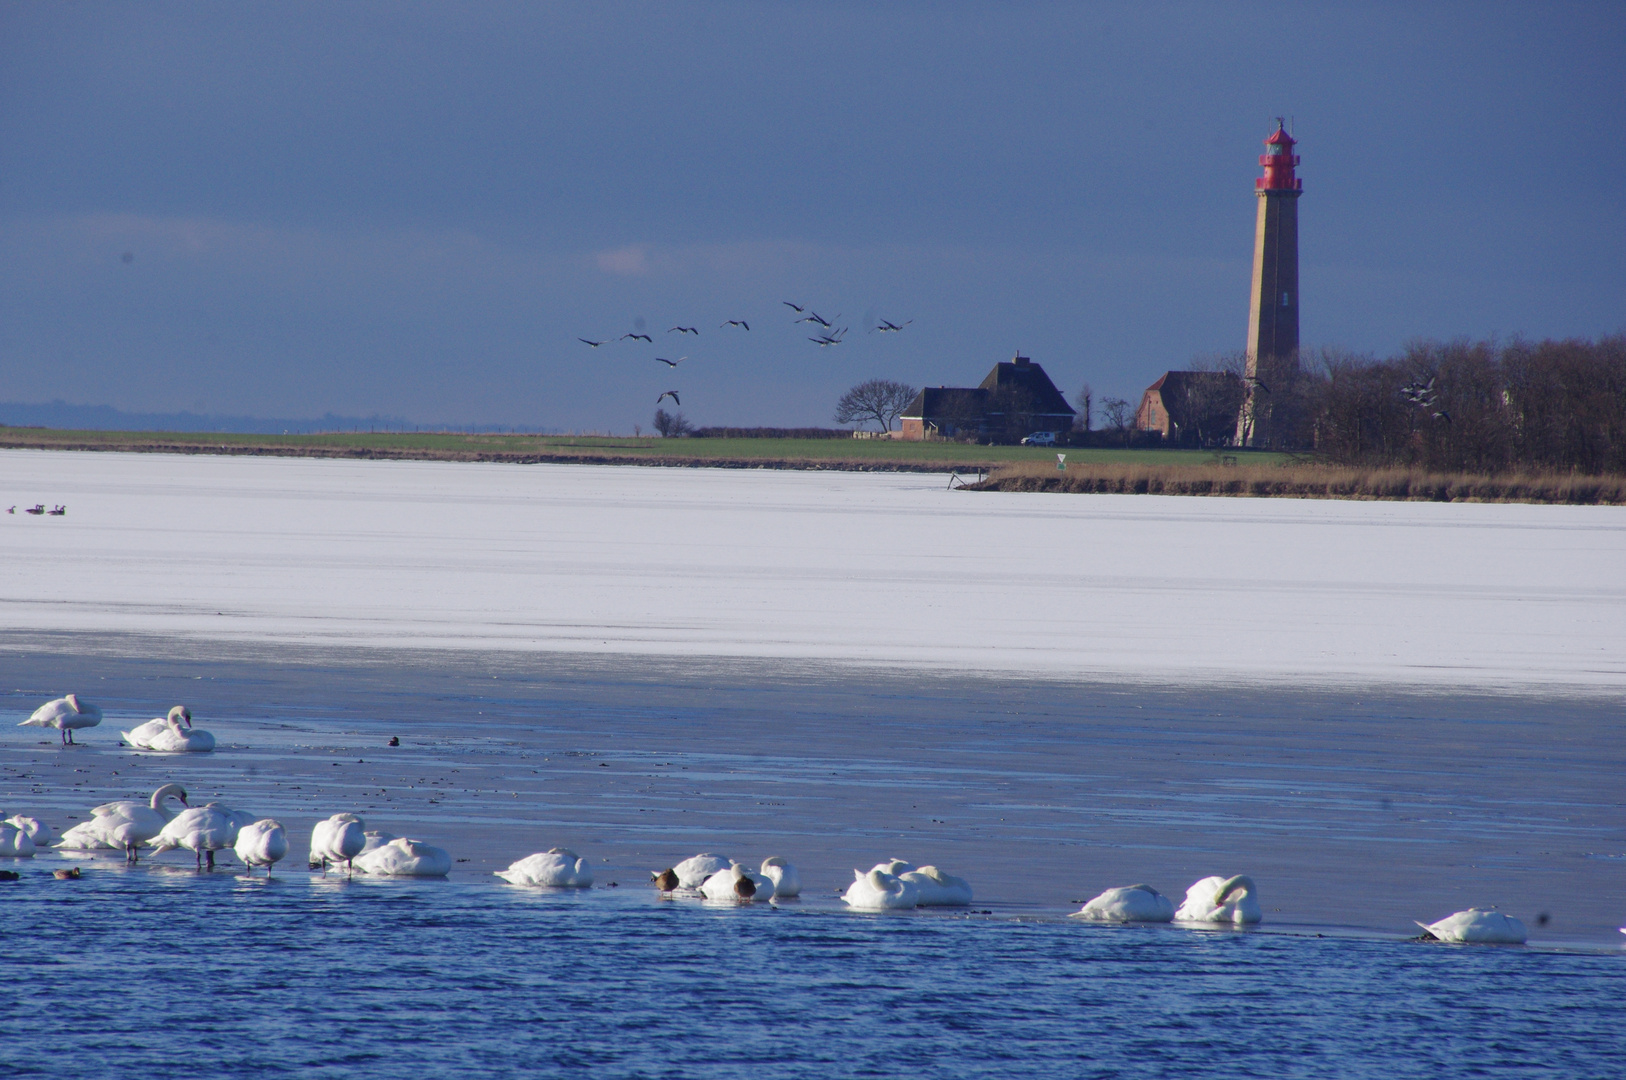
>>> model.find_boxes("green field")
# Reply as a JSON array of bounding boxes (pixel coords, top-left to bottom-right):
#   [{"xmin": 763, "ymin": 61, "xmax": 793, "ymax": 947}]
[{"xmin": 0, "ymin": 426, "xmax": 1291, "ymax": 471}]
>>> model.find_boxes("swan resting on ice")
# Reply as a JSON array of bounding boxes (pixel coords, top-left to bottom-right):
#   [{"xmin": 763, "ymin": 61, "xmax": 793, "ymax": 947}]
[
  {"xmin": 1415, "ymin": 909, "xmax": 1528, "ymax": 944},
  {"xmin": 0, "ymin": 821, "xmax": 36, "ymax": 857},
  {"xmin": 149, "ymin": 803, "xmax": 251, "ymax": 870},
  {"xmin": 234, "ymin": 819, "xmax": 289, "ymax": 874},
  {"xmin": 1174, "ymin": 875, "xmax": 1262, "ymax": 924},
  {"xmin": 56, "ymin": 783, "xmax": 190, "ymax": 863},
  {"xmin": 5, "ymin": 814, "xmax": 57, "ymax": 848},
  {"xmin": 496, "ymin": 848, "xmax": 593, "ymax": 887},
  {"xmin": 759, "ymin": 856, "xmax": 801, "ymax": 898},
  {"xmin": 666, "ymin": 853, "xmax": 729, "ymax": 889},
  {"xmin": 699, "ymin": 862, "xmax": 774, "ymax": 902},
  {"xmin": 309, "ymin": 813, "xmax": 367, "ymax": 872},
  {"xmin": 351, "ymin": 837, "xmax": 451, "ymax": 877},
  {"xmin": 123, "ymin": 707, "xmax": 215, "ymax": 753},
  {"xmin": 1072, "ymin": 884, "xmax": 1176, "ymax": 923},
  {"xmin": 898, "ymin": 865, "xmax": 973, "ymax": 906},
  {"xmin": 20, "ymin": 694, "xmax": 102, "ymax": 745},
  {"xmin": 842, "ymin": 868, "xmax": 920, "ymax": 910}
]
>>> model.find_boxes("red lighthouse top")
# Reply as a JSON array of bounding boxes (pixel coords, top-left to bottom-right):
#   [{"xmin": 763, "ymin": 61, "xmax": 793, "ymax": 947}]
[{"xmin": 1256, "ymin": 119, "xmax": 1302, "ymax": 192}]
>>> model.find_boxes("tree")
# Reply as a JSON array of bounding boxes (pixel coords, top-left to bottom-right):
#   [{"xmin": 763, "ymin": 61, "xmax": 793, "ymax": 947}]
[
  {"xmin": 1100, "ymin": 397, "xmax": 1134, "ymax": 446},
  {"xmin": 834, "ymin": 379, "xmax": 918, "ymax": 432},
  {"xmin": 653, "ymin": 408, "xmax": 691, "ymax": 437},
  {"xmin": 1073, "ymin": 382, "xmax": 1093, "ymax": 431}
]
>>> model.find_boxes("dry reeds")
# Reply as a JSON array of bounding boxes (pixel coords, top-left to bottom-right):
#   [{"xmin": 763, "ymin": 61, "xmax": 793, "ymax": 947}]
[{"xmin": 974, "ymin": 462, "xmax": 1626, "ymax": 505}]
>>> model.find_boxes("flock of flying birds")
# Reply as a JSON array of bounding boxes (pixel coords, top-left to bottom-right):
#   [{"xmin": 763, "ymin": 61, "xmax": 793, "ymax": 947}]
[
  {"xmin": 1401, "ymin": 375, "xmax": 1451, "ymax": 423},
  {"xmin": 578, "ymin": 301, "xmax": 913, "ymax": 413}
]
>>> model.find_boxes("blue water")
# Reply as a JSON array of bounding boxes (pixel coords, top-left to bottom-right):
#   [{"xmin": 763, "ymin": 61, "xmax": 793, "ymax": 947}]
[{"xmin": 4, "ymin": 865, "xmax": 1620, "ymax": 1079}]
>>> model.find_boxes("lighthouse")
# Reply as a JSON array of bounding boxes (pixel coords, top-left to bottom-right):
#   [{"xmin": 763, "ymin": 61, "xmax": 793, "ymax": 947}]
[{"xmin": 1236, "ymin": 119, "xmax": 1302, "ymax": 448}]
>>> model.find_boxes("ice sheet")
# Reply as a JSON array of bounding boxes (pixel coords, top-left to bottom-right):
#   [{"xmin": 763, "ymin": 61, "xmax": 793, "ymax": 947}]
[{"xmin": 3, "ymin": 449, "xmax": 1625, "ymax": 691}]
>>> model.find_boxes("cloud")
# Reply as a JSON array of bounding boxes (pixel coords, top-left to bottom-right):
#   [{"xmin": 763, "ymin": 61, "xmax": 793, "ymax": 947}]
[{"xmin": 594, "ymin": 244, "xmax": 649, "ymax": 276}]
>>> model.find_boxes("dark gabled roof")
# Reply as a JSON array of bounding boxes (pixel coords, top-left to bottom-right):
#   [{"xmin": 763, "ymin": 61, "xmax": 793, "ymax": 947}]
[
  {"xmin": 1144, "ymin": 370, "xmax": 1239, "ymax": 399},
  {"xmin": 901, "ymin": 386, "xmax": 987, "ymax": 419},
  {"xmin": 978, "ymin": 357, "xmax": 1075, "ymax": 416}
]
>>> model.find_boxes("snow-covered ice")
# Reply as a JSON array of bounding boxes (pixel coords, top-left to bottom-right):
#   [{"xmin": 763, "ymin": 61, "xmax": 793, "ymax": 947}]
[{"xmin": 3, "ymin": 449, "xmax": 1624, "ymax": 691}]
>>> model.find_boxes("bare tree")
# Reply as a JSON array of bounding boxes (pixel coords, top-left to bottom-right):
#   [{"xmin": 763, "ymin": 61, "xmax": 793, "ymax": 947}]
[
  {"xmin": 1100, "ymin": 397, "xmax": 1134, "ymax": 446},
  {"xmin": 834, "ymin": 378, "xmax": 918, "ymax": 432},
  {"xmin": 1073, "ymin": 382, "xmax": 1093, "ymax": 432},
  {"xmin": 653, "ymin": 408, "xmax": 691, "ymax": 437}
]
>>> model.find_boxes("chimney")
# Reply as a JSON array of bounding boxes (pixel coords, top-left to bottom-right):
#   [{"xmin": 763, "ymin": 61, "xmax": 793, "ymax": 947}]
[{"xmin": 1013, "ymin": 354, "xmax": 1030, "ymax": 366}]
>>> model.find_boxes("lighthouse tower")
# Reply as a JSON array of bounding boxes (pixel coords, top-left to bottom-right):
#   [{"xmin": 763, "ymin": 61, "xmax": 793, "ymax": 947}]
[{"xmin": 1236, "ymin": 120, "xmax": 1302, "ymax": 448}]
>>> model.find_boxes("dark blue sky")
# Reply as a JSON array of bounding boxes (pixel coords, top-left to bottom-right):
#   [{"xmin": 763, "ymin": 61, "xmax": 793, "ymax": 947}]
[{"xmin": 2, "ymin": 1, "xmax": 1622, "ymax": 430}]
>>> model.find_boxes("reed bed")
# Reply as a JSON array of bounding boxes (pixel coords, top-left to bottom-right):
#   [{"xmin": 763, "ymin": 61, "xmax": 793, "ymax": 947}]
[{"xmin": 973, "ymin": 461, "xmax": 1626, "ymax": 505}]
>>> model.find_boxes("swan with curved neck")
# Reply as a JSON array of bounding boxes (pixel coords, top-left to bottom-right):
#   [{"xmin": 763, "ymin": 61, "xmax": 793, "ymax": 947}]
[
  {"xmin": 149, "ymin": 802, "xmax": 246, "ymax": 870},
  {"xmin": 20, "ymin": 694, "xmax": 103, "ymax": 745},
  {"xmin": 144, "ymin": 712, "xmax": 215, "ymax": 753},
  {"xmin": 122, "ymin": 706, "xmax": 192, "ymax": 749},
  {"xmin": 1174, "ymin": 874, "xmax": 1262, "ymax": 924},
  {"xmin": 56, "ymin": 783, "xmax": 190, "ymax": 863}
]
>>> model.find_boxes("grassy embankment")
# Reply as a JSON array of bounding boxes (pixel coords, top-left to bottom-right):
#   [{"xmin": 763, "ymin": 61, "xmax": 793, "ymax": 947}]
[
  {"xmin": 973, "ymin": 459, "xmax": 1626, "ymax": 504},
  {"xmin": 0, "ymin": 426, "xmax": 1252, "ymax": 472}
]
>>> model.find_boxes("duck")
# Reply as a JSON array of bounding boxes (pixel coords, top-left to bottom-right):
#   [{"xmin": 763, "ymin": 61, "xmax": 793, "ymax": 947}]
[
  {"xmin": 651, "ymin": 869, "xmax": 681, "ymax": 891},
  {"xmin": 666, "ymin": 853, "xmax": 729, "ymax": 889},
  {"xmin": 0, "ymin": 821, "xmax": 37, "ymax": 857},
  {"xmin": 759, "ymin": 856, "xmax": 801, "ymax": 898},
  {"xmin": 234, "ymin": 820, "xmax": 288, "ymax": 874},
  {"xmin": 841, "ymin": 867, "xmax": 921, "ymax": 910},
  {"xmin": 56, "ymin": 783, "xmax": 190, "ymax": 862},
  {"xmin": 20, "ymin": 694, "xmax": 103, "ymax": 745},
  {"xmin": 149, "ymin": 803, "xmax": 244, "ymax": 870},
  {"xmin": 122, "ymin": 706, "xmax": 191, "ymax": 748},
  {"xmin": 351, "ymin": 837, "xmax": 451, "ymax": 877},
  {"xmin": 1415, "ymin": 909, "xmax": 1528, "ymax": 944},
  {"xmin": 699, "ymin": 862, "xmax": 774, "ymax": 903},
  {"xmin": 3, "ymin": 814, "xmax": 56, "ymax": 848},
  {"xmin": 309, "ymin": 813, "xmax": 367, "ymax": 872},
  {"xmin": 1071, "ymin": 884, "xmax": 1176, "ymax": 923},
  {"xmin": 495, "ymin": 848, "xmax": 594, "ymax": 887},
  {"xmin": 1174, "ymin": 875, "xmax": 1262, "ymax": 924}
]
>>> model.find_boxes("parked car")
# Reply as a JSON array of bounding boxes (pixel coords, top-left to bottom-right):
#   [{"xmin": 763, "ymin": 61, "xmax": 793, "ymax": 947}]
[{"xmin": 1020, "ymin": 431, "xmax": 1057, "ymax": 446}]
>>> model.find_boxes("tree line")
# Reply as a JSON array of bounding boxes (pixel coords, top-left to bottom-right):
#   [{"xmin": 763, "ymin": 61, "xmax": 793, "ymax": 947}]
[{"xmin": 1273, "ymin": 336, "xmax": 1626, "ymax": 474}]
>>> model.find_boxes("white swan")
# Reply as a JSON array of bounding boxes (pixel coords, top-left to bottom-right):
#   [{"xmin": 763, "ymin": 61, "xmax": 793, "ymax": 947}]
[
  {"xmin": 869, "ymin": 859, "xmax": 914, "ymax": 876},
  {"xmin": 899, "ymin": 866, "xmax": 973, "ymax": 906},
  {"xmin": 149, "ymin": 803, "xmax": 243, "ymax": 870},
  {"xmin": 842, "ymin": 868, "xmax": 921, "ymax": 910},
  {"xmin": 56, "ymin": 783, "xmax": 189, "ymax": 862},
  {"xmin": 3, "ymin": 814, "xmax": 56, "ymax": 848},
  {"xmin": 496, "ymin": 848, "xmax": 594, "ymax": 887},
  {"xmin": 1174, "ymin": 875, "xmax": 1262, "ymax": 924},
  {"xmin": 0, "ymin": 822, "xmax": 36, "ymax": 857},
  {"xmin": 234, "ymin": 819, "xmax": 288, "ymax": 874},
  {"xmin": 1072, "ymin": 884, "xmax": 1176, "ymax": 923},
  {"xmin": 309, "ymin": 813, "xmax": 367, "ymax": 872},
  {"xmin": 699, "ymin": 863, "xmax": 774, "ymax": 903},
  {"xmin": 670, "ymin": 853, "xmax": 729, "ymax": 889},
  {"xmin": 20, "ymin": 694, "xmax": 102, "ymax": 745},
  {"xmin": 351, "ymin": 837, "xmax": 451, "ymax": 877},
  {"xmin": 1416, "ymin": 909, "xmax": 1528, "ymax": 944},
  {"xmin": 125, "ymin": 708, "xmax": 215, "ymax": 753},
  {"xmin": 122, "ymin": 706, "xmax": 191, "ymax": 748},
  {"xmin": 759, "ymin": 856, "xmax": 801, "ymax": 898}
]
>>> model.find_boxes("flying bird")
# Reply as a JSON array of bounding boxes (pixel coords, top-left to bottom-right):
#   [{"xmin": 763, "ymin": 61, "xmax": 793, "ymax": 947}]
[
  {"xmin": 668, "ymin": 326, "xmax": 699, "ymax": 335},
  {"xmin": 578, "ymin": 338, "xmax": 609, "ymax": 348},
  {"xmin": 782, "ymin": 301, "xmax": 805, "ymax": 313},
  {"xmin": 1244, "ymin": 376, "xmax": 1272, "ymax": 394},
  {"xmin": 654, "ymin": 357, "xmax": 687, "ymax": 368},
  {"xmin": 721, "ymin": 320, "xmax": 749, "ymax": 330},
  {"xmin": 797, "ymin": 311, "xmax": 837, "ymax": 328},
  {"xmin": 1432, "ymin": 410, "xmax": 1452, "ymax": 424},
  {"xmin": 875, "ymin": 319, "xmax": 913, "ymax": 333},
  {"xmin": 809, "ymin": 327, "xmax": 848, "ymax": 346},
  {"xmin": 621, "ymin": 333, "xmax": 653, "ymax": 343},
  {"xmin": 657, "ymin": 391, "xmax": 681, "ymax": 406}
]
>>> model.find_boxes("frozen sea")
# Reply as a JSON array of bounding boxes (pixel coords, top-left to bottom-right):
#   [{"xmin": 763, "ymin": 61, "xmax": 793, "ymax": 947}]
[{"xmin": 3, "ymin": 451, "xmax": 1625, "ymax": 1077}]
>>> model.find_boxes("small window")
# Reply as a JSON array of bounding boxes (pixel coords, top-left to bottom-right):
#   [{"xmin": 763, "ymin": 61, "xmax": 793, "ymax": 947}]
[
  {"xmin": 1281, "ymin": 291, "xmax": 1291, "ymax": 307},
  {"xmin": 1266, "ymin": 144, "xmax": 1284, "ymax": 156}
]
